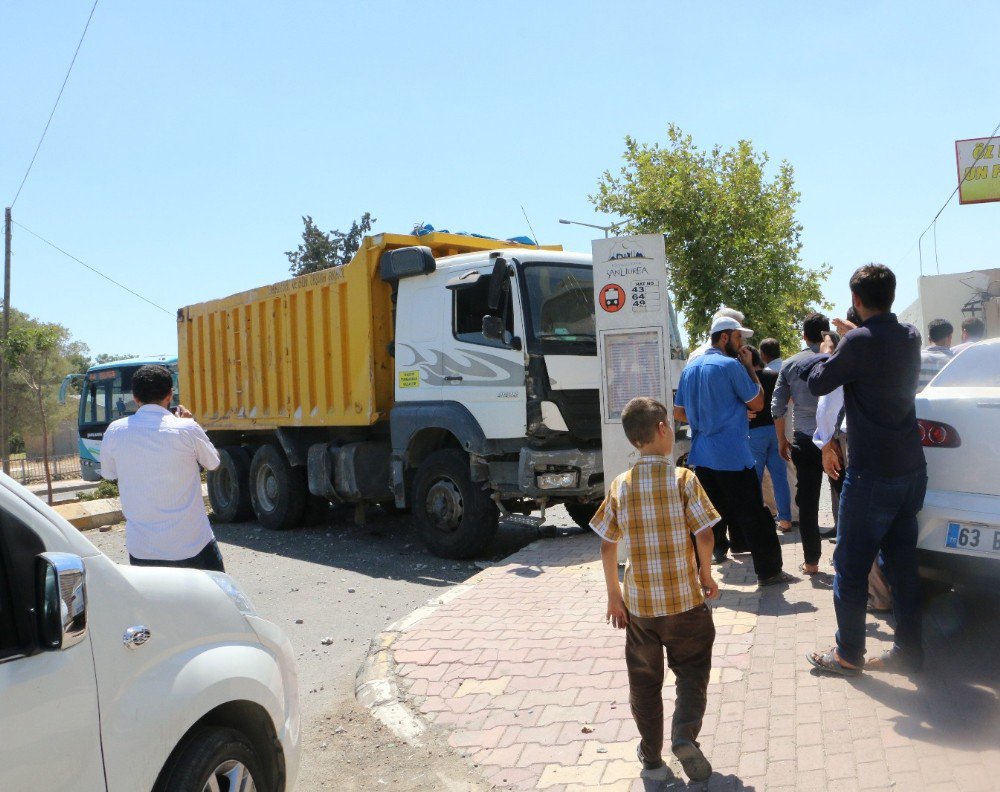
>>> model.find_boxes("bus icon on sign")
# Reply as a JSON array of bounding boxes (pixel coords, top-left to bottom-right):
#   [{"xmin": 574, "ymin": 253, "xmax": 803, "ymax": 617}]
[{"xmin": 600, "ymin": 284, "xmax": 625, "ymax": 313}]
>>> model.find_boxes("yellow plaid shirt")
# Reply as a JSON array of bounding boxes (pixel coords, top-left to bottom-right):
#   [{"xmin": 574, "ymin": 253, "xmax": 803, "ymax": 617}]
[{"xmin": 590, "ymin": 455, "xmax": 720, "ymax": 617}]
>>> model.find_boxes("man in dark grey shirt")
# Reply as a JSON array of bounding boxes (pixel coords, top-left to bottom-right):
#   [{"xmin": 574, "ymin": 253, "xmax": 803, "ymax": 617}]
[
  {"xmin": 772, "ymin": 313, "xmax": 830, "ymax": 574},
  {"xmin": 803, "ymin": 264, "xmax": 926, "ymax": 677}
]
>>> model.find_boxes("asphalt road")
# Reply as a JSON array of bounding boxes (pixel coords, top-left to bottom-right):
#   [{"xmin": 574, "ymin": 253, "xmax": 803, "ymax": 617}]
[{"xmin": 87, "ymin": 503, "xmax": 583, "ymax": 790}]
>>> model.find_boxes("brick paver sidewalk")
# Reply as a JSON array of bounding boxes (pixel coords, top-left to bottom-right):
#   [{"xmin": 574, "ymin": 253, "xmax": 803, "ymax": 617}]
[{"xmin": 389, "ymin": 521, "xmax": 1000, "ymax": 791}]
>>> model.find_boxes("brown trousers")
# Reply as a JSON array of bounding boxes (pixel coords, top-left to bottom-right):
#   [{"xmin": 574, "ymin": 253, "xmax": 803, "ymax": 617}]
[{"xmin": 625, "ymin": 603, "xmax": 715, "ymax": 762}]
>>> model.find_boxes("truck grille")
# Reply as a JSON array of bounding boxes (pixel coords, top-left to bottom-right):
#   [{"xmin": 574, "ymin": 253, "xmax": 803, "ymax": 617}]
[{"xmin": 550, "ymin": 389, "xmax": 601, "ymax": 442}]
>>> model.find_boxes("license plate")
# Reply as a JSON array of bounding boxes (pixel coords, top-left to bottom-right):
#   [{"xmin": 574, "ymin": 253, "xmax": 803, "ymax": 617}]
[{"xmin": 945, "ymin": 522, "xmax": 1000, "ymax": 555}]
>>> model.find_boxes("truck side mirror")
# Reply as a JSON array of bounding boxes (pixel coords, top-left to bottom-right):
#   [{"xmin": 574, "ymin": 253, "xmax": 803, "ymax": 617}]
[
  {"xmin": 481, "ymin": 316, "xmax": 523, "ymax": 351},
  {"xmin": 36, "ymin": 552, "xmax": 87, "ymax": 651},
  {"xmin": 487, "ymin": 258, "xmax": 509, "ymax": 311}
]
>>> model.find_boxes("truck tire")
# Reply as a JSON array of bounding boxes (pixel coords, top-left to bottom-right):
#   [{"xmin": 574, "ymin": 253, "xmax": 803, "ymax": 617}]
[
  {"xmin": 250, "ymin": 444, "xmax": 307, "ymax": 530},
  {"xmin": 155, "ymin": 726, "xmax": 268, "ymax": 792},
  {"xmin": 413, "ymin": 449, "xmax": 498, "ymax": 559},
  {"xmin": 565, "ymin": 502, "xmax": 598, "ymax": 530},
  {"xmin": 207, "ymin": 446, "xmax": 254, "ymax": 523}
]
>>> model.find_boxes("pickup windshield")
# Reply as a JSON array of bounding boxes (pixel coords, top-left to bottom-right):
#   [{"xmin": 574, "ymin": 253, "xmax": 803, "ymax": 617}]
[{"xmin": 522, "ymin": 263, "xmax": 595, "ymax": 346}]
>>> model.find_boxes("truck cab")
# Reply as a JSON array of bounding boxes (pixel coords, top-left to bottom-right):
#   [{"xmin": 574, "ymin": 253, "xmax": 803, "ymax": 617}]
[{"xmin": 389, "ymin": 248, "xmax": 603, "ymax": 554}]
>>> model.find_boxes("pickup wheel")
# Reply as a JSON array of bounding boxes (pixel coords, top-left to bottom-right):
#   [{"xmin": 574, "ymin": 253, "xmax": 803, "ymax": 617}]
[
  {"xmin": 565, "ymin": 502, "xmax": 598, "ymax": 530},
  {"xmin": 156, "ymin": 726, "xmax": 266, "ymax": 792},
  {"xmin": 413, "ymin": 449, "xmax": 498, "ymax": 559},
  {"xmin": 207, "ymin": 446, "xmax": 254, "ymax": 523},
  {"xmin": 249, "ymin": 444, "xmax": 307, "ymax": 530}
]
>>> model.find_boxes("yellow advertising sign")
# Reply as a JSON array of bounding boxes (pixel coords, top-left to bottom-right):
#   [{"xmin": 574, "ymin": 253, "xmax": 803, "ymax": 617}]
[{"xmin": 956, "ymin": 137, "xmax": 1000, "ymax": 204}]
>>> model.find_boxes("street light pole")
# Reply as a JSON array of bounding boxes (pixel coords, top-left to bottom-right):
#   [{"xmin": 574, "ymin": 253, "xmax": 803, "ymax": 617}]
[
  {"xmin": 558, "ymin": 218, "xmax": 625, "ymax": 238},
  {"xmin": 2, "ymin": 208, "xmax": 11, "ymax": 474}
]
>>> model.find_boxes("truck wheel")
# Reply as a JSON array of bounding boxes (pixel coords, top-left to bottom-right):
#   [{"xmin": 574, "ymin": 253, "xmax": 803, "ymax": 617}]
[
  {"xmin": 207, "ymin": 446, "xmax": 254, "ymax": 523},
  {"xmin": 250, "ymin": 444, "xmax": 307, "ymax": 530},
  {"xmin": 156, "ymin": 726, "xmax": 267, "ymax": 792},
  {"xmin": 413, "ymin": 449, "xmax": 498, "ymax": 559},
  {"xmin": 565, "ymin": 502, "xmax": 598, "ymax": 530}
]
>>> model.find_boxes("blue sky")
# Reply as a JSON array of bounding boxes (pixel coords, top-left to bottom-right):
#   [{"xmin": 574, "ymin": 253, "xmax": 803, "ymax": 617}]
[{"xmin": 2, "ymin": 1, "xmax": 996, "ymax": 360}]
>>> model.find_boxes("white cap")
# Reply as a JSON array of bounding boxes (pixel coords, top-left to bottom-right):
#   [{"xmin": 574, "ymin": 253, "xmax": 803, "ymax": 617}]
[{"xmin": 710, "ymin": 315, "xmax": 754, "ymax": 338}]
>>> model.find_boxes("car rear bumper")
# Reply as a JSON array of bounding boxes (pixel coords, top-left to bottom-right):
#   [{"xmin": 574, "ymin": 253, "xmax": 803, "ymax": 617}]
[{"xmin": 917, "ymin": 488, "xmax": 1000, "ymax": 583}]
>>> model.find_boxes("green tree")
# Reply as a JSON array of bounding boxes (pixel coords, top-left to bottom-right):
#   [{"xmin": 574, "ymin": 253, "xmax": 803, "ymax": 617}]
[
  {"xmin": 94, "ymin": 352, "xmax": 137, "ymax": 365},
  {"xmin": 592, "ymin": 125, "xmax": 829, "ymax": 352},
  {"xmin": 3, "ymin": 317, "xmax": 83, "ymax": 504},
  {"xmin": 285, "ymin": 212, "xmax": 376, "ymax": 276}
]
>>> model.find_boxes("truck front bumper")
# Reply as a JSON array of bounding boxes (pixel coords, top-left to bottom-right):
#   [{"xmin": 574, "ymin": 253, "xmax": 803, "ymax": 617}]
[{"xmin": 514, "ymin": 447, "xmax": 604, "ymax": 501}]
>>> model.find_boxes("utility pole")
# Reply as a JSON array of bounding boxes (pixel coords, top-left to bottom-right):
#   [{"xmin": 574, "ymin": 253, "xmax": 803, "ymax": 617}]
[{"xmin": 2, "ymin": 207, "xmax": 10, "ymax": 474}]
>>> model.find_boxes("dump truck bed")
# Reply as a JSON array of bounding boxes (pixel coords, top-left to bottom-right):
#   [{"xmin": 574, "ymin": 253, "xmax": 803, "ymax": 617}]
[{"xmin": 177, "ymin": 231, "xmax": 555, "ymax": 431}]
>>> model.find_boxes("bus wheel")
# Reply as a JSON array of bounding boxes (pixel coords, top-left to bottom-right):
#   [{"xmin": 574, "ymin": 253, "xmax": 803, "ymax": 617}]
[
  {"xmin": 413, "ymin": 449, "xmax": 498, "ymax": 559},
  {"xmin": 249, "ymin": 444, "xmax": 307, "ymax": 530},
  {"xmin": 207, "ymin": 446, "xmax": 254, "ymax": 523}
]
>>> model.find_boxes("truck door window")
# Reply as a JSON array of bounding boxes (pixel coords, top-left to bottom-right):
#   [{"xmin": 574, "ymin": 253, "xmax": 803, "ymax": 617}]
[{"xmin": 453, "ymin": 276, "xmax": 514, "ymax": 348}]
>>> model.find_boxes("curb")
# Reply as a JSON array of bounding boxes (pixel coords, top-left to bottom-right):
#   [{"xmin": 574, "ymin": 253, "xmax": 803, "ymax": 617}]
[
  {"xmin": 353, "ymin": 552, "xmax": 518, "ymax": 747},
  {"xmin": 52, "ymin": 484, "xmax": 211, "ymax": 532}
]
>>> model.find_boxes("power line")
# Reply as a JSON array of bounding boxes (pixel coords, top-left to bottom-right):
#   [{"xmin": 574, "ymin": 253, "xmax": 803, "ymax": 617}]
[
  {"xmin": 10, "ymin": 0, "xmax": 100, "ymax": 208},
  {"xmin": 896, "ymin": 118, "xmax": 1000, "ymax": 275},
  {"xmin": 13, "ymin": 220, "xmax": 174, "ymax": 317}
]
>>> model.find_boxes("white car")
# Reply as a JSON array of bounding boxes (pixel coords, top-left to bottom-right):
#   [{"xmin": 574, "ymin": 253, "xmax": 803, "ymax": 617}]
[
  {"xmin": 0, "ymin": 473, "xmax": 300, "ymax": 791},
  {"xmin": 915, "ymin": 338, "xmax": 1000, "ymax": 589}
]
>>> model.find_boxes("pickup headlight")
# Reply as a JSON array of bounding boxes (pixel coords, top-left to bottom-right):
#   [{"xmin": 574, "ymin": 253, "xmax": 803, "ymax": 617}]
[
  {"xmin": 208, "ymin": 572, "xmax": 257, "ymax": 617},
  {"xmin": 537, "ymin": 471, "xmax": 580, "ymax": 490}
]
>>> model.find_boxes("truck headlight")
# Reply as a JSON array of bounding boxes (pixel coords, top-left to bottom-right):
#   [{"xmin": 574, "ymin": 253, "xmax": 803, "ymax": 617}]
[
  {"xmin": 536, "ymin": 471, "xmax": 579, "ymax": 490},
  {"xmin": 208, "ymin": 572, "xmax": 257, "ymax": 617}
]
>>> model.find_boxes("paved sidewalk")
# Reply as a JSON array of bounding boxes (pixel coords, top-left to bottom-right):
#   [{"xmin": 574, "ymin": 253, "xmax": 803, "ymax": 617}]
[{"xmin": 387, "ymin": 518, "xmax": 1000, "ymax": 790}]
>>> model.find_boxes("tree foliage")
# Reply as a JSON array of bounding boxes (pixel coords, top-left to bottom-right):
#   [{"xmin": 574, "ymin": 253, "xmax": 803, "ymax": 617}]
[
  {"xmin": 3, "ymin": 312, "xmax": 86, "ymax": 503},
  {"xmin": 94, "ymin": 352, "xmax": 137, "ymax": 365},
  {"xmin": 285, "ymin": 212, "xmax": 376, "ymax": 276},
  {"xmin": 592, "ymin": 125, "xmax": 829, "ymax": 352}
]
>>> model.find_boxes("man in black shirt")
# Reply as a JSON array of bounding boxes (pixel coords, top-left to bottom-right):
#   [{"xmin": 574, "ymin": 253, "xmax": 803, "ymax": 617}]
[{"xmin": 803, "ymin": 264, "xmax": 926, "ymax": 676}]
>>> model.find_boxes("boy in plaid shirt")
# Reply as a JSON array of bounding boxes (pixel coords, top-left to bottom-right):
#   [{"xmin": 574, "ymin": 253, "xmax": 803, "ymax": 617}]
[{"xmin": 591, "ymin": 397, "xmax": 721, "ymax": 783}]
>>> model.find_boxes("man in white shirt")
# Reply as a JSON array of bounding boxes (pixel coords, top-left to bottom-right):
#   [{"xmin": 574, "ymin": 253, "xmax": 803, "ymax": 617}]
[
  {"xmin": 101, "ymin": 365, "xmax": 224, "ymax": 571},
  {"xmin": 759, "ymin": 338, "xmax": 782, "ymax": 372},
  {"xmin": 950, "ymin": 316, "xmax": 985, "ymax": 356}
]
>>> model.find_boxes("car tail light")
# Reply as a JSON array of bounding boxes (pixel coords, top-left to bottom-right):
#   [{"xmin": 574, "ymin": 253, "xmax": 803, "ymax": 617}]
[{"xmin": 918, "ymin": 419, "xmax": 961, "ymax": 448}]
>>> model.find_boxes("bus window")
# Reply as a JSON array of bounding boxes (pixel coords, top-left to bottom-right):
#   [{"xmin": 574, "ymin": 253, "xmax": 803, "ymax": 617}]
[{"xmin": 80, "ymin": 369, "xmax": 138, "ymax": 426}]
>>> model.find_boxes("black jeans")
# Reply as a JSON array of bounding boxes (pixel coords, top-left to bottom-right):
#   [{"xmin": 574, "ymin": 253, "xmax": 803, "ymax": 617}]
[
  {"xmin": 790, "ymin": 432, "xmax": 824, "ymax": 565},
  {"xmin": 129, "ymin": 539, "xmax": 226, "ymax": 573},
  {"xmin": 694, "ymin": 466, "xmax": 784, "ymax": 580},
  {"xmin": 626, "ymin": 604, "xmax": 715, "ymax": 761}
]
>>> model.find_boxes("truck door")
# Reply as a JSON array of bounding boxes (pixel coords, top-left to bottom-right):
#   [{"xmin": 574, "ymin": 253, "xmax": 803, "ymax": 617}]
[
  {"xmin": 0, "ymin": 507, "xmax": 106, "ymax": 790},
  {"xmin": 444, "ymin": 264, "xmax": 527, "ymax": 438},
  {"xmin": 394, "ymin": 281, "xmax": 446, "ymax": 404}
]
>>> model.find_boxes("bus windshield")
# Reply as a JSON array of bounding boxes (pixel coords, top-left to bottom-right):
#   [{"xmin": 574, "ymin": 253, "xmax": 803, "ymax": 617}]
[
  {"xmin": 79, "ymin": 365, "xmax": 179, "ymax": 427},
  {"xmin": 80, "ymin": 368, "xmax": 138, "ymax": 426}
]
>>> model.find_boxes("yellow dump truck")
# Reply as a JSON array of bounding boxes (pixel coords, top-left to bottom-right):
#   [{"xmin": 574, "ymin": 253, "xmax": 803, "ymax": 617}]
[{"xmin": 179, "ymin": 231, "xmax": 611, "ymax": 557}]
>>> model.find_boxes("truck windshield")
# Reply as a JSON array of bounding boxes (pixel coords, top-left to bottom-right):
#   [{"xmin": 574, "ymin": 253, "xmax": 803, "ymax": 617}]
[{"xmin": 522, "ymin": 263, "xmax": 595, "ymax": 345}]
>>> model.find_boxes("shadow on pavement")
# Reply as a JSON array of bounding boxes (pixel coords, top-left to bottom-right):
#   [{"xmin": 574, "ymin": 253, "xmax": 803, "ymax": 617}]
[
  {"xmin": 846, "ymin": 591, "xmax": 1000, "ymax": 751},
  {"xmin": 635, "ymin": 770, "xmax": 757, "ymax": 790},
  {"xmin": 213, "ymin": 504, "xmax": 588, "ymax": 587}
]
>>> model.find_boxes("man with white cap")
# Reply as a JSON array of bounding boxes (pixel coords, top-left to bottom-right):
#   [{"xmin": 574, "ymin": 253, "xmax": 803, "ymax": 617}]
[{"xmin": 674, "ymin": 316, "xmax": 788, "ymax": 586}]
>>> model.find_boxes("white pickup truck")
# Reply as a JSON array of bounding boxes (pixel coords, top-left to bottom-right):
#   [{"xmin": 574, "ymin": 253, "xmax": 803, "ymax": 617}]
[{"xmin": 0, "ymin": 474, "xmax": 300, "ymax": 791}]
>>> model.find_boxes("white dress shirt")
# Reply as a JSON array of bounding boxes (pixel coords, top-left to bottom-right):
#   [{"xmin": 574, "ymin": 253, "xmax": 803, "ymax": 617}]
[
  {"xmin": 765, "ymin": 358, "xmax": 783, "ymax": 372},
  {"xmin": 812, "ymin": 387, "xmax": 846, "ymax": 451},
  {"xmin": 101, "ymin": 404, "xmax": 221, "ymax": 561}
]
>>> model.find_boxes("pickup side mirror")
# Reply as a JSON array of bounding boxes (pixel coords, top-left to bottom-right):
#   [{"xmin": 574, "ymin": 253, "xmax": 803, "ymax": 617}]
[
  {"xmin": 36, "ymin": 552, "xmax": 87, "ymax": 651},
  {"xmin": 487, "ymin": 258, "xmax": 510, "ymax": 311}
]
